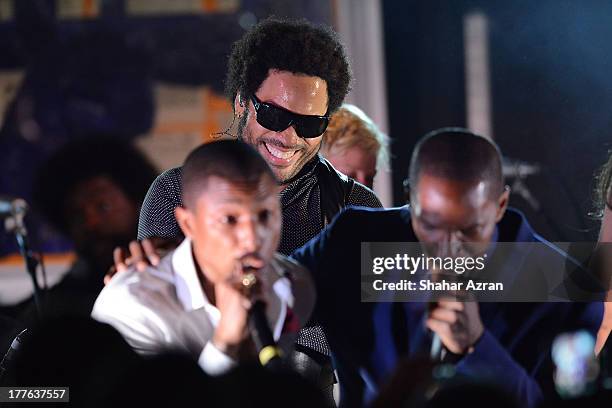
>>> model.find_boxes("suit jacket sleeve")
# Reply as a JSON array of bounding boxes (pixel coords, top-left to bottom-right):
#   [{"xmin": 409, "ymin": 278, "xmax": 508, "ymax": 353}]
[
  {"xmin": 456, "ymin": 300, "xmax": 603, "ymax": 408},
  {"xmin": 291, "ymin": 209, "xmax": 370, "ymax": 408},
  {"xmin": 456, "ymin": 329, "xmax": 543, "ymax": 407}
]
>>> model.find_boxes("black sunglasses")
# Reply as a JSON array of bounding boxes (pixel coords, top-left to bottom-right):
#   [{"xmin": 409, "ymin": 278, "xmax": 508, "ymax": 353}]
[{"xmin": 250, "ymin": 94, "xmax": 329, "ymax": 139}]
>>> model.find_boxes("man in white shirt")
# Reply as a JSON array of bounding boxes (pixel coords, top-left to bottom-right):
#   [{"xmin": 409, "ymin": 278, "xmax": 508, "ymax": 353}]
[{"xmin": 92, "ymin": 140, "xmax": 315, "ymax": 375}]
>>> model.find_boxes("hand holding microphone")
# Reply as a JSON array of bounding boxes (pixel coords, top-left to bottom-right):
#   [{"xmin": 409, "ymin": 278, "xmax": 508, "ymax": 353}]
[
  {"xmin": 426, "ymin": 299, "xmax": 483, "ymax": 356},
  {"xmin": 212, "ymin": 261, "xmax": 282, "ymax": 369},
  {"xmin": 212, "ymin": 275, "xmax": 254, "ymax": 358},
  {"xmin": 241, "ymin": 270, "xmax": 284, "ymax": 369},
  {"xmin": 426, "ymin": 242, "xmax": 484, "ymax": 360}
]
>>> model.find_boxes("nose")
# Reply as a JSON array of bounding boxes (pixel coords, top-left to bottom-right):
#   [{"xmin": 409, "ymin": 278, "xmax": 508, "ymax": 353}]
[
  {"xmin": 278, "ymin": 124, "xmax": 301, "ymax": 145},
  {"xmin": 439, "ymin": 231, "xmax": 462, "ymax": 256},
  {"xmin": 81, "ymin": 204, "xmax": 103, "ymax": 231},
  {"xmin": 449, "ymin": 231, "xmax": 463, "ymax": 256},
  {"xmin": 238, "ymin": 219, "xmax": 261, "ymax": 253}
]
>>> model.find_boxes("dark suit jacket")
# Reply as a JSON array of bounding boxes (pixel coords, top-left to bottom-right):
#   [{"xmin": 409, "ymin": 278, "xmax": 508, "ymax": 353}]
[{"xmin": 291, "ymin": 206, "xmax": 603, "ymax": 407}]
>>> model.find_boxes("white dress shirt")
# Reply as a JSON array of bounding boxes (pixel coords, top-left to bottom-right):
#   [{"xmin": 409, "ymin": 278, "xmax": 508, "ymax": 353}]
[{"xmin": 92, "ymin": 238, "xmax": 314, "ymax": 375}]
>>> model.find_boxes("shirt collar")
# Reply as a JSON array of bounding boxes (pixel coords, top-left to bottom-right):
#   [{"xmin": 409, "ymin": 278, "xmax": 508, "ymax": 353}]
[{"xmin": 172, "ymin": 237, "xmax": 208, "ymax": 311}]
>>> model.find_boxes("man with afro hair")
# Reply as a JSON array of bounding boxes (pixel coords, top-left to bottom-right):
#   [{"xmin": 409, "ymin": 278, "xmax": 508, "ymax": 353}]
[{"xmin": 132, "ymin": 17, "xmax": 382, "ymax": 403}]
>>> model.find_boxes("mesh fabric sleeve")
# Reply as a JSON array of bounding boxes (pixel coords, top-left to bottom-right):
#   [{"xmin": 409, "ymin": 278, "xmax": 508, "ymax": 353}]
[{"xmin": 137, "ymin": 167, "xmax": 184, "ymax": 241}]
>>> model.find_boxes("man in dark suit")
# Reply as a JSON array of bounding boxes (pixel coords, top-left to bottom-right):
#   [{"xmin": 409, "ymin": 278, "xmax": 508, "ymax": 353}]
[{"xmin": 292, "ymin": 128, "xmax": 603, "ymax": 407}]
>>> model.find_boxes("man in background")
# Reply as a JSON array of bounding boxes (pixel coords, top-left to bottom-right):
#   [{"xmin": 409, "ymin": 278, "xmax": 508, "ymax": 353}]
[
  {"xmin": 320, "ymin": 104, "xmax": 389, "ymax": 190},
  {"xmin": 31, "ymin": 138, "xmax": 156, "ymax": 317},
  {"xmin": 0, "ymin": 138, "xmax": 156, "ymax": 356}
]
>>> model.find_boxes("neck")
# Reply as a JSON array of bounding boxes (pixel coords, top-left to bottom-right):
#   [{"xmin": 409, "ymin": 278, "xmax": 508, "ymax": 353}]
[{"xmin": 278, "ymin": 155, "xmax": 321, "ymax": 188}]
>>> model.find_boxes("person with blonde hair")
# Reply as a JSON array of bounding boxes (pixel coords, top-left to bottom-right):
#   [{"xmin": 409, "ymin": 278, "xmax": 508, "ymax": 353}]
[{"xmin": 320, "ymin": 104, "xmax": 389, "ymax": 189}]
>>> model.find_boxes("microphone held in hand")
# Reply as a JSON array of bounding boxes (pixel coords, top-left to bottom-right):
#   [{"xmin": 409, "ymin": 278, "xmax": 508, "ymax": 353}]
[
  {"xmin": 241, "ymin": 272, "xmax": 284, "ymax": 370},
  {"xmin": 248, "ymin": 300, "xmax": 284, "ymax": 370}
]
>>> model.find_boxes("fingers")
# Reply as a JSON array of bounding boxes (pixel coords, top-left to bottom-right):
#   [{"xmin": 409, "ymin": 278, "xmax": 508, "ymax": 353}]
[
  {"xmin": 426, "ymin": 318, "xmax": 457, "ymax": 353},
  {"xmin": 429, "ymin": 307, "xmax": 461, "ymax": 325},
  {"xmin": 426, "ymin": 318, "xmax": 451, "ymax": 337},
  {"xmin": 105, "ymin": 239, "xmax": 173, "ymax": 286},
  {"xmin": 142, "ymin": 239, "xmax": 161, "ymax": 266},
  {"xmin": 427, "ymin": 299, "xmax": 483, "ymax": 355},
  {"xmin": 426, "ymin": 317, "xmax": 467, "ymax": 355},
  {"xmin": 129, "ymin": 241, "xmax": 151, "ymax": 272},
  {"xmin": 436, "ymin": 300, "xmax": 465, "ymax": 311},
  {"xmin": 103, "ymin": 266, "xmax": 115, "ymax": 286},
  {"xmin": 113, "ymin": 247, "xmax": 127, "ymax": 273},
  {"xmin": 428, "ymin": 301, "xmax": 466, "ymax": 353},
  {"xmin": 220, "ymin": 268, "xmax": 269, "ymax": 313},
  {"xmin": 105, "ymin": 247, "xmax": 126, "ymax": 286},
  {"xmin": 128, "ymin": 240, "xmax": 144, "ymax": 265}
]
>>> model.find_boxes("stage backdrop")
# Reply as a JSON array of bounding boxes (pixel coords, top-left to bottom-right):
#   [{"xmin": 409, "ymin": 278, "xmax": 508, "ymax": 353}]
[{"xmin": 384, "ymin": 0, "xmax": 612, "ymax": 242}]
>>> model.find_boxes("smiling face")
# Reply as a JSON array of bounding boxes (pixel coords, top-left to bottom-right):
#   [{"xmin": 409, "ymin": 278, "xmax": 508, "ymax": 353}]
[
  {"xmin": 236, "ymin": 70, "xmax": 329, "ymax": 184},
  {"xmin": 175, "ymin": 175, "xmax": 281, "ymax": 286},
  {"xmin": 410, "ymin": 173, "xmax": 509, "ymax": 258}
]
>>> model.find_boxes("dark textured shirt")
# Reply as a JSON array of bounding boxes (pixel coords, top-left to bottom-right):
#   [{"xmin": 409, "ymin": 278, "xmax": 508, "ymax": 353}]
[{"xmin": 137, "ymin": 154, "xmax": 382, "ymax": 355}]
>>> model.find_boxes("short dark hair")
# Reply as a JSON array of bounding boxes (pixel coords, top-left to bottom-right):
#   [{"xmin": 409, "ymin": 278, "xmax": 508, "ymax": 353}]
[
  {"xmin": 181, "ymin": 140, "xmax": 276, "ymax": 209},
  {"xmin": 33, "ymin": 137, "xmax": 157, "ymax": 234},
  {"xmin": 594, "ymin": 151, "xmax": 612, "ymax": 218},
  {"xmin": 408, "ymin": 128, "xmax": 504, "ymax": 198},
  {"xmin": 225, "ymin": 17, "xmax": 351, "ymax": 115}
]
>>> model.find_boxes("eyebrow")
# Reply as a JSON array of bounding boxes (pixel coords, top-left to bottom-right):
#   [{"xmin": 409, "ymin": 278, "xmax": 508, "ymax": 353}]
[{"xmin": 418, "ymin": 211, "xmax": 442, "ymax": 223}]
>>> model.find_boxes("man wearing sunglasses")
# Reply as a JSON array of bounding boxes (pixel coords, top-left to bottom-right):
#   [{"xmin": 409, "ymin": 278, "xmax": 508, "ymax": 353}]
[{"xmin": 131, "ymin": 17, "xmax": 382, "ymax": 402}]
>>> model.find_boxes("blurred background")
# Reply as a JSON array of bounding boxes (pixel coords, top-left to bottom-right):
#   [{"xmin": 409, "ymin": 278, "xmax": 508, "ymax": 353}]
[{"xmin": 1, "ymin": 0, "xmax": 611, "ymax": 306}]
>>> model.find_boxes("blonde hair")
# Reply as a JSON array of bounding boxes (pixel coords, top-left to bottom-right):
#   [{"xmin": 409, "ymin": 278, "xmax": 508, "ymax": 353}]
[{"xmin": 321, "ymin": 104, "xmax": 389, "ymax": 170}]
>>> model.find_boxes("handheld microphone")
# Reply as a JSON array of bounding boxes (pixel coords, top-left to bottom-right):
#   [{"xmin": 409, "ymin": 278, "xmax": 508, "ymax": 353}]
[
  {"xmin": 428, "ymin": 262, "xmax": 444, "ymax": 362},
  {"xmin": 427, "ymin": 250, "xmax": 460, "ymax": 363},
  {"xmin": 248, "ymin": 300, "xmax": 283, "ymax": 370},
  {"xmin": 430, "ymin": 329, "xmax": 443, "ymax": 361}
]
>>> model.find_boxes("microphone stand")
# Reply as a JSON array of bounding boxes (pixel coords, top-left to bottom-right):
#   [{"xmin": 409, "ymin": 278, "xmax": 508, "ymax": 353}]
[{"xmin": 4, "ymin": 200, "xmax": 42, "ymax": 317}]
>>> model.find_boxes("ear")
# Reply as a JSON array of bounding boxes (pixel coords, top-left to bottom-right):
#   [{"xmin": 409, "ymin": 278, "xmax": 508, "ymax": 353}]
[
  {"xmin": 175, "ymin": 206, "xmax": 195, "ymax": 239},
  {"xmin": 234, "ymin": 92, "xmax": 246, "ymax": 117},
  {"xmin": 495, "ymin": 185, "xmax": 511, "ymax": 222}
]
